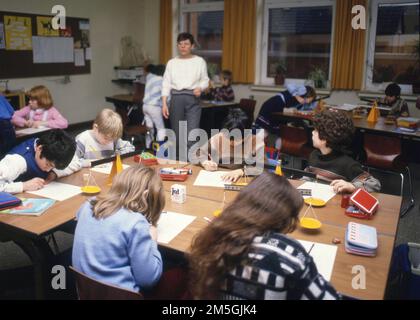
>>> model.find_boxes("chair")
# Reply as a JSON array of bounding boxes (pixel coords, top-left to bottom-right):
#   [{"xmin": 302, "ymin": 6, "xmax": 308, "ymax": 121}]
[
  {"xmin": 278, "ymin": 124, "xmax": 314, "ymax": 169},
  {"xmin": 238, "ymin": 98, "xmax": 256, "ymax": 128},
  {"xmin": 114, "ymin": 82, "xmax": 148, "ymax": 147},
  {"xmin": 69, "ymin": 266, "xmax": 144, "ymax": 300},
  {"xmin": 363, "ymin": 133, "xmax": 415, "ymax": 217}
]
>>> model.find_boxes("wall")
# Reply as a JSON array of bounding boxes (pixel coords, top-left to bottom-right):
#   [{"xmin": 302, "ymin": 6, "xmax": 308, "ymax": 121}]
[{"xmin": 0, "ymin": 0, "xmax": 160, "ymax": 124}]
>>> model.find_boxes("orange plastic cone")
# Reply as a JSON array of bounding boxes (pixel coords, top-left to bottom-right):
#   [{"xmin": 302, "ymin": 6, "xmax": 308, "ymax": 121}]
[
  {"xmin": 107, "ymin": 153, "xmax": 123, "ymax": 185},
  {"xmin": 367, "ymin": 101, "xmax": 379, "ymax": 123}
]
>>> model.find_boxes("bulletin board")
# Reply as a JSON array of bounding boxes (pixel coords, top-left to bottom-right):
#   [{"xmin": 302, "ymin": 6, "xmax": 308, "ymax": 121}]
[{"xmin": 0, "ymin": 11, "xmax": 91, "ymax": 79}]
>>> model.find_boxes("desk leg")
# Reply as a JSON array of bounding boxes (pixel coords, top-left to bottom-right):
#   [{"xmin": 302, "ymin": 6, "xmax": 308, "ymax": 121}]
[{"xmin": 13, "ymin": 237, "xmax": 55, "ymax": 300}]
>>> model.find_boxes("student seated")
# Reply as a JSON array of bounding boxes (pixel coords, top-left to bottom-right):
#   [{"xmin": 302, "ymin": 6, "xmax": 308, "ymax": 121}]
[
  {"xmin": 203, "ymin": 70, "xmax": 235, "ymax": 102},
  {"xmin": 255, "ymin": 84, "xmax": 317, "ymax": 135},
  {"xmin": 57, "ymin": 108, "xmax": 135, "ymax": 177},
  {"xmin": 377, "ymin": 82, "xmax": 409, "ymax": 118},
  {"xmin": 190, "ymin": 108, "xmax": 264, "ymax": 183},
  {"xmin": 72, "ymin": 165, "xmax": 164, "ymax": 292},
  {"xmin": 306, "ymin": 109, "xmax": 381, "ymax": 193},
  {"xmin": 0, "ymin": 95, "xmax": 16, "ymax": 158},
  {"xmin": 11, "ymin": 85, "xmax": 68, "ymax": 129},
  {"xmin": 0, "ymin": 129, "xmax": 76, "ymax": 193},
  {"xmin": 189, "ymin": 172, "xmax": 341, "ymax": 300}
]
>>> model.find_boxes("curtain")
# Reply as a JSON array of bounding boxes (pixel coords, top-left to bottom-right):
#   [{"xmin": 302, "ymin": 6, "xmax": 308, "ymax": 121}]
[{"xmin": 159, "ymin": 0, "xmax": 173, "ymax": 64}]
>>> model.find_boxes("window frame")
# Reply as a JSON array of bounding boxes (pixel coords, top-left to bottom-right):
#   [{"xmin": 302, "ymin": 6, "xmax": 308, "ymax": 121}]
[
  {"xmin": 365, "ymin": 0, "xmax": 419, "ymax": 92},
  {"xmin": 179, "ymin": 0, "xmax": 224, "ymax": 60},
  {"xmin": 260, "ymin": 0, "xmax": 336, "ymax": 86}
]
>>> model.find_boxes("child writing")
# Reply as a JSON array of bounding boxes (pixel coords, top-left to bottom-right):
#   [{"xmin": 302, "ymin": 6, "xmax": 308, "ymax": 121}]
[
  {"xmin": 0, "ymin": 129, "xmax": 76, "ymax": 193},
  {"xmin": 11, "ymin": 85, "xmax": 68, "ymax": 129},
  {"xmin": 205, "ymin": 70, "xmax": 235, "ymax": 102},
  {"xmin": 190, "ymin": 108, "xmax": 265, "ymax": 183},
  {"xmin": 143, "ymin": 64, "xmax": 166, "ymax": 149},
  {"xmin": 255, "ymin": 84, "xmax": 317, "ymax": 136},
  {"xmin": 189, "ymin": 172, "xmax": 341, "ymax": 300},
  {"xmin": 306, "ymin": 109, "xmax": 381, "ymax": 193},
  {"xmin": 377, "ymin": 83, "xmax": 409, "ymax": 117},
  {"xmin": 72, "ymin": 165, "xmax": 164, "ymax": 292}
]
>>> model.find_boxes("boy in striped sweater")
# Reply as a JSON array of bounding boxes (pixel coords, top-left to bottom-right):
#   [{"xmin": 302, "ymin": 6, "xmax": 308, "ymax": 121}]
[{"xmin": 143, "ymin": 64, "xmax": 166, "ymax": 149}]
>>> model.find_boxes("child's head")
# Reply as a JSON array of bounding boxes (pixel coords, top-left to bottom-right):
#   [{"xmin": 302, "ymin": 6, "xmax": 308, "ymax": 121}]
[
  {"xmin": 222, "ymin": 108, "xmax": 250, "ymax": 146},
  {"xmin": 27, "ymin": 85, "xmax": 53, "ymax": 110},
  {"xmin": 177, "ymin": 32, "xmax": 195, "ymax": 56},
  {"xmin": 312, "ymin": 109, "xmax": 354, "ymax": 152},
  {"xmin": 384, "ymin": 83, "xmax": 401, "ymax": 105},
  {"xmin": 220, "ymin": 70, "xmax": 233, "ymax": 86},
  {"xmin": 144, "ymin": 64, "xmax": 155, "ymax": 74},
  {"xmin": 91, "ymin": 165, "xmax": 165, "ymax": 225},
  {"xmin": 35, "ymin": 129, "xmax": 76, "ymax": 171},
  {"xmin": 92, "ymin": 108, "xmax": 123, "ymax": 145},
  {"xmin": 303, "ymin": 85, "xmax": 317, "ymax": 104},
  {"xmin": 190, "ymin": 172, "xmax": 303, "ymax": 298},
  {"xmin": 153, "ymin": 64, "xmax": 166, "ymax": 77}
]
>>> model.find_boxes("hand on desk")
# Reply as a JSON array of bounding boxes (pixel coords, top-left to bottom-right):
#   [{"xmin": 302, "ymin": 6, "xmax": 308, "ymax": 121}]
[
  {"xmin": 202, "ymin": 160, "xmax": 218, "ymax": 171},
  {"xmin": 23, "ymin": 178, "xmax": 45, "ymax": 191},
  {"xmin": 330, "ymin": 179, "xmax": 356, "ymax": 194},
  {"xmin": 25, "ymin": 119, "xmax": 34, "ymax": 128},
  {"xmin": 221, "ymin": 169, "xmax": 244, "ymax": 183},
  {"xmin": 45, "ymin": 171, "xmax": 58, "ymax": 184}
]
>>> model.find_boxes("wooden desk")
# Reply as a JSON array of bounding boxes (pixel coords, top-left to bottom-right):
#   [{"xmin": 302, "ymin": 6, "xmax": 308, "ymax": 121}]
[{"xmin": 0, "ymin": 158, "xmax": 401, "ymax": 299}]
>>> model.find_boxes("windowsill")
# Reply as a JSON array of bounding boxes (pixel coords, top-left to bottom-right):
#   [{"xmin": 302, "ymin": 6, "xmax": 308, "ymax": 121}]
[
  {"xmin": 358, "ymin": 91, "xmax": 418, "ymax": 102},
  {"xmin": 250, "ymin": 85, "xmax": 331, "ymax": 96}
]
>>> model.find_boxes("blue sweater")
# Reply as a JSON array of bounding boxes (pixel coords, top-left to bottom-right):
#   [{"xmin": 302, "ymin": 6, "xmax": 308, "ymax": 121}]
[{"xmin": 72, "ymin": 201, "xmax": 163, "ymax": 292}]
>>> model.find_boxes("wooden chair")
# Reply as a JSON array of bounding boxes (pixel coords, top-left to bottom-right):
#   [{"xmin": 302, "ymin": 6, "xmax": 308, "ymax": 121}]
[
  {"xmin": 278, "ymin": 124, "xmax": 314, "ymax": 169},
  {"xmin": 69, "ymin": 266, "xmax": 144, "ymax": 300},
  {"xmin": 238, "ymin": 98, "xmax": 256, "ymax": 127},
  {"xmin": 363, "ymin": 133, "xmax": 415, "ymax": 217}
]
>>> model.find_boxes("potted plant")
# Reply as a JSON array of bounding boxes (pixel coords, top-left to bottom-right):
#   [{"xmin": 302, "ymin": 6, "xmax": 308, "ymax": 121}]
[
  {"xmin": 207, "ymin": 63, "xmax": 219, "ymax": 81},
  {"xmin": 308, "ymin": 67, "xmax": 327, "ymax": 89},
  {"xmin": 274, "ymin": 62, "xmax": 287, "ymax": 86}
]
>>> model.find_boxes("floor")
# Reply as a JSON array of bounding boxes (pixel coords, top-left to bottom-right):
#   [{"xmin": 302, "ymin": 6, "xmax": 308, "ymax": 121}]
[{"xmin": 0, "ymin": 126, "xmax": 419, "ymax": 299}]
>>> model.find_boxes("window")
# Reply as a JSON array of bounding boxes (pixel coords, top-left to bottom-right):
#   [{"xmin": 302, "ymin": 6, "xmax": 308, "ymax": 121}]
[
  {"xmin": 180, "ymin": 0, "xmax": 224, "ymax": 78},
  {"xmin": 261, "ymin": 0, "xmax": 335, "ymax": 87},
  {"xmin": 366, "ymin": 0, "xmax": 419, "ymax": 93}
]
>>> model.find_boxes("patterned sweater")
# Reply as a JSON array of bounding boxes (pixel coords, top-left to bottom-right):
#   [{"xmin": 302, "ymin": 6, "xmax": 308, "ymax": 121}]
[{"xmin": 220, "ymin": 232, "xmax": 341, "ymax": 300}]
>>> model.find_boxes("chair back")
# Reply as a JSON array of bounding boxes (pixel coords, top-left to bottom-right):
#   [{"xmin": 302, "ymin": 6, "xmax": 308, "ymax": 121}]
[
  {"xmin": 279, "ymin": 124, "xmax": 312, "ymax": 158},
  {"xmin": 238, "ymin": 99, "xmax": 256, "ymax": 126},
  {"xmin": 363, "ymin": 133, "xmax": 402, "ymax": 170},
  {"xmin": 69, "ymin": 266, "xmax": 144, "ymax": 300}
]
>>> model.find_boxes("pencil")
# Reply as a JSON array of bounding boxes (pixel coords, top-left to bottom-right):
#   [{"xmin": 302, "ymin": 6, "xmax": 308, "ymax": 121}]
[
  {"xmin": 308, "ymin": 243, "xmax": 315, "ymax": 254},
  {"xmin": 203, "ymin": 217, "xmax": 212, "ymax": 224}
]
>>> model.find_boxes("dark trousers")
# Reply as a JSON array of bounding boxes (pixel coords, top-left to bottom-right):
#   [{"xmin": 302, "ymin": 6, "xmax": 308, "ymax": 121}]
[
  {"xmin": 0, "ymin": 119, "xmax": 16, "ymax": 158},
  {"xmin": 169, "ymin": 94, "xmax": 201, "ymax": 161}
]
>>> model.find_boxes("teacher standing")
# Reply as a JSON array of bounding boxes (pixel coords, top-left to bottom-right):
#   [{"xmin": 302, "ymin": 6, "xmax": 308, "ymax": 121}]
[{"xmin": 162, "ymin": 32, "xmax": 209, "ymax": 159}]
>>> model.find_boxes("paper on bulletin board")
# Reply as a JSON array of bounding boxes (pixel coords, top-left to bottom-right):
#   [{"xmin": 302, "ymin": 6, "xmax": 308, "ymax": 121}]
[
  {"xmin": 36, "ymin": 16, "xmax": 59, "ymax": 36},
  {"xmin": 85, "ymin": 47, "xmax": 92, "ymax": 60},
  {"xmin": 4, "ymin": 15, "xmax": 32, "ymax": 50},
  {"xmin": 74, "ymin": 48, "xmax": 85, "ymax": 66},
  {"xmin": 0, "ymin": 23, "xmax": 5, "ymax": 49},
  {"xmin": 32, "ymin": 36, "xmax": 74, "ymax": 63},
  {"xmin": 79, "ymin": 21, "xmax": 90, "ymax": 30}
]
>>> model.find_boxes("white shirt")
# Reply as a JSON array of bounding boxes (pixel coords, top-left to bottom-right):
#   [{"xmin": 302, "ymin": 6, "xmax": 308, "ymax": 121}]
[
  {"xmin": 162, "ymin": 55, "xmax": 209, "ymax": 97},
  {"xmin": 0, "ymin": 154, "xmax": 27, "ymax": 193}
]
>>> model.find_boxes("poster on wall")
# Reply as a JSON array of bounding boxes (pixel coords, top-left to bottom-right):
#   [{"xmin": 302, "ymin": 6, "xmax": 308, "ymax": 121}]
[
  {"xmin": 32, "ymin": 36, "xmax": 74, "ymax": 63},
  {"xmin": 0, "ymin": 23, "xmax": 5, "ymax": 49},
  {"xmin": 4, "ymin": 15, "xmax": 32, "ymax": 50},
  {"xmin": 36, "ymin": 16, "xmax": 59, "ymax": 36}
]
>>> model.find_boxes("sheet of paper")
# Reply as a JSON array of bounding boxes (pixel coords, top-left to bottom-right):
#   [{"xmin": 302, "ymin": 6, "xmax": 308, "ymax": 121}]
[
  {"xmin": 79, "ymin": 21, "xmax": 90, "ymax": 30},
  {"xmin": 157, "ymin": 211, "xmax": 196, "ymax": 244},
  {"xmin": 332, "ymin": 104, "xmax": 358, "ymax": 111},
  {"xmin": 298, "ymin": 240, "xmax": 338, "ymax": 281},
  {"xmin": 27, "ymin": 182, "xmax": 82, "ymax": 201},
  {"xmin": 74, "ymin": 48, "xmax": 85, "ymax": 66},
  {"xmin": 0, "ymin": 23, "xmax": 5, "ymax": 49},
  {"xmin": 297, "ymin": 181, "xmax": 336, "ymax": 203},
  {"xmin": 85, "ymin": 47, "xmax": 92, "ymax": 60},
  {"xmin": 32, "ymin": 36, "xmax": 74, "ymax": 63},
  {"xmin": 16, "ymin": 127, "xmax": 51, "ymax": 136},
  {"xmin": 4, "ymin": 15, "xmax": 32, "ymax": 50},
  {"xmin": 193, "ymin": 170, "xmax": 229, "ymax": 188},
  {"xmin": 90, "ymin": 163, "xmax": 130, "ymax": 175}
]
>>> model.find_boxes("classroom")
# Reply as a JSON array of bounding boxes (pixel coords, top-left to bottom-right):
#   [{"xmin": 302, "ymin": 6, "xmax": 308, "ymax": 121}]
[{"xmin": 0, "ymin": 0, "xmax": 419, "ymax": 302}]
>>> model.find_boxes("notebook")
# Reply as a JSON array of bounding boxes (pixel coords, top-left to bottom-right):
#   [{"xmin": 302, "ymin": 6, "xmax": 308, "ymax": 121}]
[
  {"xmin": 0, "ymin": 192, "xmax": 22, "ymax": 210},
  {"xmin": 0, "ymin": 198, "xmax": 55, "ymax": 216}
]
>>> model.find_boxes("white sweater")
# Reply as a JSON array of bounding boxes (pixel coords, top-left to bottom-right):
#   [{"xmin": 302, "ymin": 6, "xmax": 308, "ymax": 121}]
[{"xmin": 162, "ymin": 55, "xmax": 209, "ymax": 97}]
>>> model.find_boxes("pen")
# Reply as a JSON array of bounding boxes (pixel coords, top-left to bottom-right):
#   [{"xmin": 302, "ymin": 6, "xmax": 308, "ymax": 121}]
[
  {"xmin": 308, "ymin": 243, "xmax": 315, "ymax": 254},
  {"xmin": 203, "ymin": 217, "xmax": 212, "ymax": 224}
]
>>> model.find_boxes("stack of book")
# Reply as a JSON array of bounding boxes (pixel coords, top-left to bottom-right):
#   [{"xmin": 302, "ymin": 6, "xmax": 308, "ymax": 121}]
[{"xmin": 345, "ymin": 222, "xmax": 378, "ymax": 257}]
